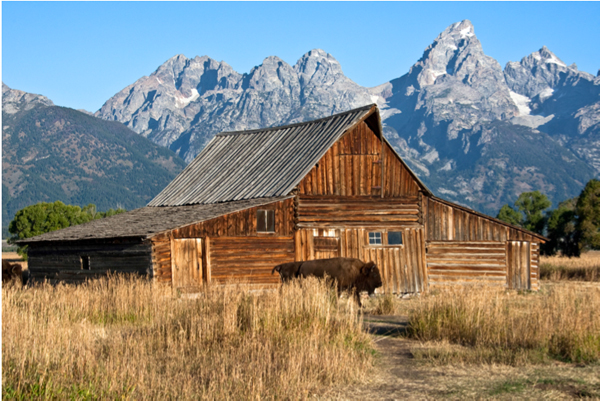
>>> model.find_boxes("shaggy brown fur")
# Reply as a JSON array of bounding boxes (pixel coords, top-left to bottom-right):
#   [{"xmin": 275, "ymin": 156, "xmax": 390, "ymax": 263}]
[{"xmin": 297, "ymin": 258, "xmax": 382, "ymax": 306}]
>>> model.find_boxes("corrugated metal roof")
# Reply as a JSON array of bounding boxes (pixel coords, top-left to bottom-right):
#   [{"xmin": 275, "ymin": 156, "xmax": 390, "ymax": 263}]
[
  {"xmin": 149, "ymin": 104, "xmax": 376, "ymax": 206},
  {"xmin": 19, "ymin": 197, "xmax": 291, "ymax": 243}
]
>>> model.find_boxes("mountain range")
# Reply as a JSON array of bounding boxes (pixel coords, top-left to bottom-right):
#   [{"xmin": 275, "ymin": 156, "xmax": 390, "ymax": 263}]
[
  {"xmin": 96, "ymin": 20, "xmax": 599, "ymax": 216},
  {"xmin": 4, "ymin": 20, "xmax": 599, "ymax": 224},
  {"xmin": 2, "ymin": 83, "xmax": 186, "ymax": 234}
]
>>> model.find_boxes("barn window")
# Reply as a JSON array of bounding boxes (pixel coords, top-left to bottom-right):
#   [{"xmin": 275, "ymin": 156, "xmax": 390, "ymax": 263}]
[
  {"xmin": 368, "ymin": 232, "xmax": 382, "ymax": 245},
  {"xmin": 387, "ymin": 231, "xmax": 403, "ymax": 246},
  {"xmin": 80, "ymin": 255, "xmax": 91, "ymax": 270},
  {"xmin": 257, "ymin": 209, "xmax": 275, "ymax": 233}
]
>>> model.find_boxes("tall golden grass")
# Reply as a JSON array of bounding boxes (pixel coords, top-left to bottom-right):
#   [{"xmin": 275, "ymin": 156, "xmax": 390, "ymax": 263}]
[
  {"xmin": 402, "ymin": 284, "xmax": 600, "ymax": 365},
  {"xmin": 540, "ymin": 251, "xmax": 600, "ymax": 281},
  {"xmin": 2, "ymin": 276, "xmax": 374, "ymax": 399}
]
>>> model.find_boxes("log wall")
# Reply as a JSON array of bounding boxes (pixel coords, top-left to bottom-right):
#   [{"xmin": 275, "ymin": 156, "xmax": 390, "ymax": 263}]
[
  {"xmin": 210, "ymin": 237, "xmax": 295, "ymax": 285},
  {"xmin": 151, "ymin": 239, "xmax": 171, "ymax": 283},
  {"xmin": 27, "ymin": 240, "xmax": 152, "ymax": 284},
  {"xmin": 426, "ymin": 241, "xmax": 507, "ymax": 288},
  {"xmin": 297, "ymin": 196, "xmax": 421, "ymax": 228}
]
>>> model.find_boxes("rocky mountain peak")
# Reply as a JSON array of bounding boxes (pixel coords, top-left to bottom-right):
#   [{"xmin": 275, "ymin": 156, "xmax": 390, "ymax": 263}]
[
  {"xmin": 504, "ymin": 46, "xmax": 581, "ymax": 99},
  {"xmin": 294, "ymin": 49, "xmax": 344, "ymax": 87},
  {"xmin": 2, "ymin": 82, "xmax": 54, "ymax": 114},
  {"xmin": 243, "ymin": 56, "xmax": 297, "ymax": 91},
  {"xmin": 409, "ymin": 19, "xmax": 500, "ymax": 88}
]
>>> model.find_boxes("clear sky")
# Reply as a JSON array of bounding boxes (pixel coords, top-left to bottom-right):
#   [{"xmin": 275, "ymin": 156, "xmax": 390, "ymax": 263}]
[{"xmin": 3, "ymin": 2, "xmax": 599, "ymax": 113}]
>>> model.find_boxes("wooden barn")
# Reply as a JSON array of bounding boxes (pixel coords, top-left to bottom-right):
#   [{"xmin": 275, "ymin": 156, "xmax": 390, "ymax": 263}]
[{"xmin": 22, "ymin": 104, "xmax": 546, "ymax": 292}]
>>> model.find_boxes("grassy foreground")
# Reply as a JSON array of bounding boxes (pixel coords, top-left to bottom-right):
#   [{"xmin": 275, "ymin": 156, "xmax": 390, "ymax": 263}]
[
  {"xmin": 368, "ymin": 281, "xmax": 600, "ymax": 366},
  {"xmin": 2, "ymin": 276, "xmax": 374, "ymax": 399}
]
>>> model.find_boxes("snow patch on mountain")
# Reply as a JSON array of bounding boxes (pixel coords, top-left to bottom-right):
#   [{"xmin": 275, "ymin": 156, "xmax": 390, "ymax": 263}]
[{"xmin": 509, "ymin": 90, "xmax": 531, "ymax": 115}]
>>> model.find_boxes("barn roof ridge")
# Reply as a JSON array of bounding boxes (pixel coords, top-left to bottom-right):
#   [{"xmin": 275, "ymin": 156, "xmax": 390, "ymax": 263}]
[{"xmin": 216, "ymin": 104, "xmax": 376, "ymax": 136}]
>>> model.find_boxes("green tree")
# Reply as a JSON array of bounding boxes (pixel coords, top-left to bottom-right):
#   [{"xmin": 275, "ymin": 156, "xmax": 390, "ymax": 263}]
[
  {"xmin": 514, "ymin": 191, "xmax": 552, "ymax": 234},
  {"xmin": 8, "ymin": 201, "xmax": 126, "ymax": 259},
  {"xmin": 497, "ymin": 204, "xmax": 523, "ymax": 227},
  {"xmin": 544, "ymin": 198, "xmax": 579, "ymax": 257},
  {"xmin": 496, "ymin": 190, "xmax": 551, "ymax": 235},
  {"xmin": 576, "ymin": 179, "xmax": 600, "ymax": 251}
]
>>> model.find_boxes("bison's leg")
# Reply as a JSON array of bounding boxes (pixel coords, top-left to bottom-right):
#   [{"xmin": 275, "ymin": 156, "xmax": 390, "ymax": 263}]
[{"xmin": 354, "ymin": 289, "xmax": 363, "ymax": 308}]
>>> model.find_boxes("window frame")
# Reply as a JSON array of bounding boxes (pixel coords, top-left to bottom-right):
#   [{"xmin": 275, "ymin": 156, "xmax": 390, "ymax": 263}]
[
  {"xmin": 365, "ymin": 229, "xmax": 405, "ymax": 248},
  {"xmin": 387, "ymin": 231, "xmax": 403, "ymax": 246},
  {"xmin": 368, "ymin": 231, "xmax": 383, "ymax": 245},
  {"xmin": 256, "ymin": 209, "xmax": 276, "ymax": 233},
  {"xmin": 80, "ymin": 255, "xmax": 91, "ymax": 270}
]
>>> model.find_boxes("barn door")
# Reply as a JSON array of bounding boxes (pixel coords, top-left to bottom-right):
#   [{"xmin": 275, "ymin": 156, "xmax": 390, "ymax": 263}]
[
  {"xmin": 171, "ymin": 238, "xmax": 203, "ymax": 290},
  {"xmin": 507, "ymin": 241, "xmax": 531, "ymax": 290}
]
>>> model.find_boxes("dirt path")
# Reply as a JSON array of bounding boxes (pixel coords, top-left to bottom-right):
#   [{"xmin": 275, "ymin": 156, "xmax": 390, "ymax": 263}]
[{"xmin": 323, "ymin": 314, "xmax": 600, "ymax": 400}]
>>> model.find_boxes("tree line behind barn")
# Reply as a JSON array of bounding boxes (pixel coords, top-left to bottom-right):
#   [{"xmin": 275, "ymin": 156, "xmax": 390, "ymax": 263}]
[{"xmin": 19, "ymin": 105, "xmax": 546, "ymax": 292}]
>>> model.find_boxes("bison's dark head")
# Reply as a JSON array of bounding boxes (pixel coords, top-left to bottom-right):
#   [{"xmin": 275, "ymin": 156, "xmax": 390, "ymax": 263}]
[{"xmin": 359, "ymin": 261, "xmax": 382, "ymax": 295}]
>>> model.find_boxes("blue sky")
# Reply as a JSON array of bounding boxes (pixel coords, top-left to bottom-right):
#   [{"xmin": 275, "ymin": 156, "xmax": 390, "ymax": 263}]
[{"xmin": 3, "ymin": 2, "xmax": 599, "ymax": 113}]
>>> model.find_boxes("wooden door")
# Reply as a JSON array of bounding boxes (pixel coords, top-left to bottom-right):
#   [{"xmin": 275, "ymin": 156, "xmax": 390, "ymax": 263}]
[
  {"xmin": 507, "ymin": 241, "xmax": 530, "ymax": 290},
  {"xmin": 171, "ymin": 238, "xmax": 203, "ymax": 290}
]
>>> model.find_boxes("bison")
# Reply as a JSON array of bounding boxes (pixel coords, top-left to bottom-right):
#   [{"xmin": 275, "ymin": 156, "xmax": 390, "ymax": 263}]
[
  {"xmin": 272, "ymin": 261, "xmax": 304, "ymax": 283},
  {"xmin": 274, "ymin": 257, "xmax": 382, "ymax": 306},
  {"xmin": 2, "ymin": 259, "xmax": 29, "ymax": 285}
]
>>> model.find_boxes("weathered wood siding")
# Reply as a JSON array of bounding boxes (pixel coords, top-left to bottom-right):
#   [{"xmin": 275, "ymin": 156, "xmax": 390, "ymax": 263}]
[
  {"xmin": 426, "ymin": 242, "xmax": 507, "ymax": 287},
  {"xmin": 363, "ymin": 228, "xmax": 427, "ymax": 294},
  {"xmin": 531, "ymin": 242, "xmax": 540, "ymax": 291},
  {"xmin": 150, "ymin": 198, "xmax": 295, "ymax": 286},
  {"xmin": 297, "ymin": 196, "xmax": 421, "ymax": 228},
  {"xmin": 169, "ymin": 198, "xmax": 295, "ymax": 239},
  {"xmin": 298, "ymin": 121, "xmax": 421, "ymax": 198},
  {"xmin": 27, "ymin": 240, "xmax": 152, "ymax": 284},
  {"xmin": 295, "ymin": 227, "xmax": 426, "ymax": 294},
  {"xmin": 506, "ymin": 241, "xmax": 531, "ymax": 290},
  {"xmin": 210, "ymin": 237, "xmax": 295, "ymax": 285},
  {"xmin": 151, "ymin": 239, "xmax": 171, "ymax": 283},
  {"xmin": 425, "ymin": 198, "xmax": 541, "ymax": 290},
  {"xmin": 382, "ymin": 143, "xmax": 420, "ymax": 197},
  {"xmin": 171, "ymin": 238, "xmax": 203, "ymax": 290},
  {"xmin": 425, "ymin": 197, "xmax": 539, "ymax": 242}
]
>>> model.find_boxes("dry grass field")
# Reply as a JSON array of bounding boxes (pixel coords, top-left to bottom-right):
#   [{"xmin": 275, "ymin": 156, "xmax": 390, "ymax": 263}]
[
  {"xmin": 2, "ymin": 276, "xmax": 374, "ymax": 399},
  {"xmin": 4, "ymin": 252, "xmax": 600, "ymax": 399},
  {"xmin": 352, "ymin": 253, "xmax": 600, "ymax": 399},
  {"xmin": 540, "ymin": 250, "xmax": 600, "ymax": 282}
]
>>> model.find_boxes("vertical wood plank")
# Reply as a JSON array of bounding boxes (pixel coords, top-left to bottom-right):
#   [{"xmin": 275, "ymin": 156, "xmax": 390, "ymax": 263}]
[{"xmin": 204, "ymin": 236, "xmax": 211, "ymax": 284}]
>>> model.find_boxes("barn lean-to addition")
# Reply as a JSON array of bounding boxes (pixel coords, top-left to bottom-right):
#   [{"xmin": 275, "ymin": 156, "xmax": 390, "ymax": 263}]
[{"xmin": 22, "ymin": 104, "xmax": 545, "ymax": 292}]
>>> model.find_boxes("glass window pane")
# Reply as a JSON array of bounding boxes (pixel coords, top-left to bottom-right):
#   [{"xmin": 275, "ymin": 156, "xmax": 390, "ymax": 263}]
[
  {"xmin": 388, "ymin": 231, "xmax": 403, "ymax": 245},
  {"xmin": 257, "ymin": 210, "xmax": 266, "ymax": 232},
  {"xmin": 266, "ymin": 210, "xmax": 275, "ymax": 232},
  {"xmin": 368, "ymin": 232, "xmax": 382, "ymax": 245}
]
